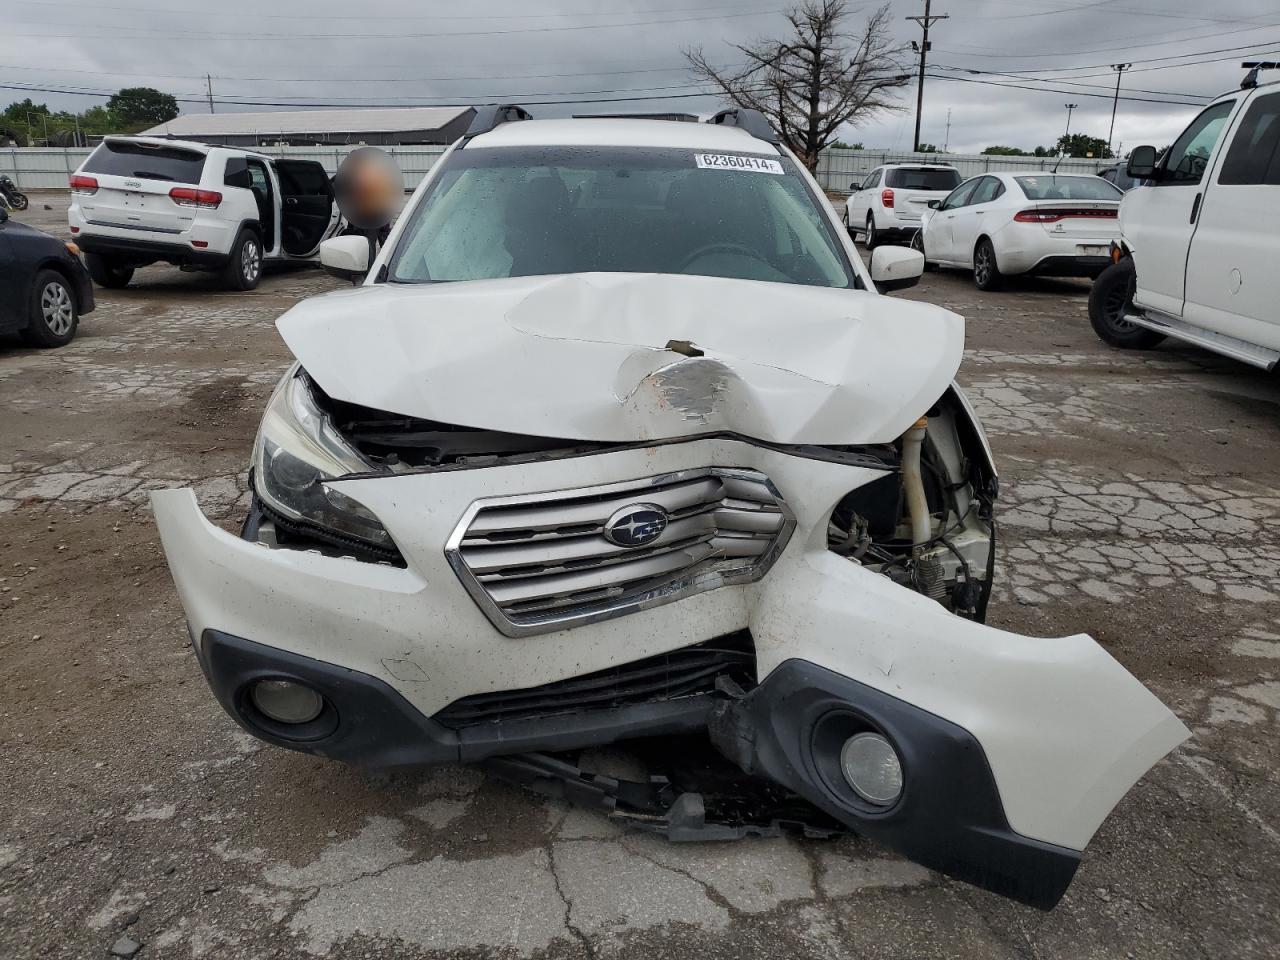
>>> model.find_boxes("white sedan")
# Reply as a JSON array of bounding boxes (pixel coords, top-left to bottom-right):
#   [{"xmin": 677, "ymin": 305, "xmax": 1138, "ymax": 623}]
[{"xmin": 916, "ymin": 172, "xmax": 1124, "ymax": 290}]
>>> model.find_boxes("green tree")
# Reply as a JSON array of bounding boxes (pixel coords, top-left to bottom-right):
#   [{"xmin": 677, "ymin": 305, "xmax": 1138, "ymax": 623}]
[
  {"xmin": 1056, "ymin": 132, "xmax": 1112, "ymax": 159},
  {"xmin": 830, "ymin": 140, "xmax": 864, "ymax": 150},
  {"xmin": 981, "ymin": 145, "xmax": 1027, "ymax": 156},
  {"xmin": 1032, "ymin": 145, "xmax": 1054, "ymax": 157},
  {"xmin": 916, "ymin": 142, "xmax": 939, "ymax": 153},
  {"xmin": 107, "ymin": 87, "xmax": 179, "ymax": 131}
]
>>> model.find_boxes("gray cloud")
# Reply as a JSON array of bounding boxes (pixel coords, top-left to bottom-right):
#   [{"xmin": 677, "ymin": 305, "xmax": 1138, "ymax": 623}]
[{"xmin": 1, "ymin": 0, "xmax": 1275, "ymax": 154}]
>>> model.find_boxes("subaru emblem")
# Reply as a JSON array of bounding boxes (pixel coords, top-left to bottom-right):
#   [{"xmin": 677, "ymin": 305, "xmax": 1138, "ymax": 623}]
[{"xmin": 603, "ymin": 503, "xmax": 669, "ymax": 549}]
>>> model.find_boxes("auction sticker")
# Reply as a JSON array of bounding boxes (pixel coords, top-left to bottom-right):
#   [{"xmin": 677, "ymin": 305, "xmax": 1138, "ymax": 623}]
[{"xmin": 694, "ymin": 153, "xmax": 784, "ymax": 174}]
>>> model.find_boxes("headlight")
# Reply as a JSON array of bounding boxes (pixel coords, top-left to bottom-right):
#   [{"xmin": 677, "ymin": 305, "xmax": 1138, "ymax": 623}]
[{"xmin": 251, "ymin": 367, "xmax": 394, "ymax": 549}]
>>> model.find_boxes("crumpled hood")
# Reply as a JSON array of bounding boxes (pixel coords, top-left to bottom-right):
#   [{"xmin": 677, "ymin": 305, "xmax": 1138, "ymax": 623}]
[{"xmin": 277, "ymin": 272, "xmax": 964, "ymax": 445}]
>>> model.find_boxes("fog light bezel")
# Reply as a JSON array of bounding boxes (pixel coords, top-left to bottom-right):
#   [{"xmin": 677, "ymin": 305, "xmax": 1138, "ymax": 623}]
[
  {"xmin": 237, "ymin": 676, "xmax": 339, "ymax": 742},
  {"xmin": 809, "ymin": 709, "xmax": 907, "ymax": 815}
]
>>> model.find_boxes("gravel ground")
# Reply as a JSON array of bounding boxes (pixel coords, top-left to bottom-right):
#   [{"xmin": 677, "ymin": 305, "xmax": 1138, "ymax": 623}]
[{"xmin": 2, "ymin": 194, "xmax": 1277, "ymax": 960}]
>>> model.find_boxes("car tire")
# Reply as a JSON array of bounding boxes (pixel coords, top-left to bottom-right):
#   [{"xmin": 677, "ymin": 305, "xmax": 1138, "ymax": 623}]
[
  {"xmin": 865, "ymin": 215, "xmax": 880, "ymax": 249},
  {"xmin": 12, "ymin": 194, "xmax": 28, "ymax": 211},
  {"xmin": 1089, "ymin": 258, "xmax": 1165, "ymax": 349},
  {"xmin": 223, "ymin": 229, "xmax": 263, "ymax": 291},
  {"xmin": 973, "ymin": 238, "xmax": 1004, "ymax": 291},
  {"xmin": 85, "ymin": 252, "xmax": 134, "ymax": 289},
  {"xmin": 21, "ymin": 269, "xmax": 78, "ymax": 348}
]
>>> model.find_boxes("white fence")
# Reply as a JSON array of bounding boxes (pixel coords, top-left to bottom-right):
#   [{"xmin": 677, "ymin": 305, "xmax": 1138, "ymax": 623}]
[
  {"xmin": 3, "ymin": 144, "xmax": 1110, "ymax": 192},
  {"xmin": 815, "ymin": 148, "xmax": 1112, "ymax": 192},
  {"xmin": 1, "ymin": 144, "xmax": 448, "ymax": 190}
]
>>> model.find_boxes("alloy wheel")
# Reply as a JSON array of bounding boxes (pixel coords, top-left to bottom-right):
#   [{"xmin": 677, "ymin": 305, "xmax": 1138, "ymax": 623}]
[
  {"xmin": 40, "ymin": 281, "xmax": 74, "ymax": 336},
  {"xmin": 242, "ymin": 240, "xmax": 262, "ymax": 284},
  {"xmin": 974, "ymin": 246, "xmax": 990, "ymax": 285}
]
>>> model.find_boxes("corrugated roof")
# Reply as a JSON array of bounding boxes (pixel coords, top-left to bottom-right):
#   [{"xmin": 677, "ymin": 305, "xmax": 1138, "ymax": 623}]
[{"xmin": 141, "ymin": 107, "xmax": 473, "ymax": 137}]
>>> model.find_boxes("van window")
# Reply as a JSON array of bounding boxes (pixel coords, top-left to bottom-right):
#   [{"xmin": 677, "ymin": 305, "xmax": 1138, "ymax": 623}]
[
  {"xmin": 1159, "ymin": 100, "xmax": 1235, "ymax": 185},
  {"xmin": 82, "ymin": 140, "xmax": 206, "ymax": 184},
  {"xmin": 885, "ymin": 167, "xmax": 962, "ymax": 191},
  {"xmin": 1218, "ymin": 92, "xmax": 1280, "ymax": 185}
]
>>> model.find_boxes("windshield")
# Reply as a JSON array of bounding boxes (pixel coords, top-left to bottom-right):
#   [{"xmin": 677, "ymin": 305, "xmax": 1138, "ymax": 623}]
[
  {"xmin": 885, "ymin": 167, "xmax": 962, "ymax": 190},
  {"xmin": 388, "ymin": 145, "xmax": 854, "ymax": 288},
  {"xmin": 1014, "ymin": 175, "xmax": 1123, "ymax": 201}
]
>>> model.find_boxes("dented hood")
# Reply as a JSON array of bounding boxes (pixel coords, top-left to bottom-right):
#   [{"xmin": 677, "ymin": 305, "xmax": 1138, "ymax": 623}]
[{"xmin": 277, "ymin": 272, "xmax": 964, "ymax": 445}]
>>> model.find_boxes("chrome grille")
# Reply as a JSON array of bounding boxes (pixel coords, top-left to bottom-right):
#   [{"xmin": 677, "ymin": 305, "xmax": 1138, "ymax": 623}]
[{"xmin": 446, "ymin": 468, "xmax": 794, "ymax": 637}]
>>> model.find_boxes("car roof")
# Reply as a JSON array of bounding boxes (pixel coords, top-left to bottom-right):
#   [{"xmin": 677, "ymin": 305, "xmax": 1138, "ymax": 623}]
[
  {"xmin": 988, "ymin": 171, "xmax": 1105, "ymax": 180},
  {"xmin": 465, "ymin": 118, "xmax": 781, "ymax": 153},
  {"xmin": 879, "ymin": 162, "xmax": 958, "ymax": 169}
]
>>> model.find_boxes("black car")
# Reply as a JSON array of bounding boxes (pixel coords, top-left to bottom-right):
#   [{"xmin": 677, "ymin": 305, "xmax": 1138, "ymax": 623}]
[{"xmin": 0, "ymin": 207, "xmax": 94, "ymax": 347}]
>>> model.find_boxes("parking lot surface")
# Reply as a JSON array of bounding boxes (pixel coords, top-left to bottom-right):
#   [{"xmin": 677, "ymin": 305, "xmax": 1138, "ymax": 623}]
[{"xmin": 2, "ymin": 195, "xmax": 1278, "ymax": 960}]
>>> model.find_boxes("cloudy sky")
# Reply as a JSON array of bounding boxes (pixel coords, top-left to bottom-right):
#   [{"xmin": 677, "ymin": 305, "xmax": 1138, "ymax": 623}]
[{"xmin": 2, "ymin": 0, "xmax": 1276, "ymax": 153}]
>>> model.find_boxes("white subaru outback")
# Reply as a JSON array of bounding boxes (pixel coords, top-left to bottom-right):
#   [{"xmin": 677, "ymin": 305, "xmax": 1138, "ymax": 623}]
[
  {"xmin": 68, "ymin": 136, "xmax": 342, "ymax": 291},
  {"xmin": 152, "ymin": 107, "xmax": 1186, "ymax": 909}
]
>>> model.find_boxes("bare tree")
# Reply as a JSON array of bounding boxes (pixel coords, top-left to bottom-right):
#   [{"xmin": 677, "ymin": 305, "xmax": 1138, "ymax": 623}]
[{"xmin": 687, "ymin": 1, "xmax": 909, "ymax": 170}]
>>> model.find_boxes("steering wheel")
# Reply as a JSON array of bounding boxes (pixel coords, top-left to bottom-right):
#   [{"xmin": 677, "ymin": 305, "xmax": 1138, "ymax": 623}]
[{"xmin": 677, "ymin": 242, "xmax": 765, "ymax": 272}]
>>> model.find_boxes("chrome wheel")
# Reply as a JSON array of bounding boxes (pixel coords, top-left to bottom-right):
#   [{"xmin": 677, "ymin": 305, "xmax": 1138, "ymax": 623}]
[
  {"xmin": 241, "ymin": 238, "xmax": 261, "ymax": 283},
  {"xmin": 40, "ymin": 281, "xmax": 74, "ymax": 336}
]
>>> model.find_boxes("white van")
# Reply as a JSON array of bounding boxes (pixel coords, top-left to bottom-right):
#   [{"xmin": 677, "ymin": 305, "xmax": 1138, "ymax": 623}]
[
  {"xmin": 1089, "ymin": 65, "xmax": 1280, "ymax": 367},
  {"xmin": 68, "ymin": 137, "xmax": 342, "ymax": 290}
]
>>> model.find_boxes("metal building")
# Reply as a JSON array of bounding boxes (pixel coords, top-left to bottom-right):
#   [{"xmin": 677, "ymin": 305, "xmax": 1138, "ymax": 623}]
[{"xmin": 139, "ymin": 107, "xmax": 476, "ymax": 147}]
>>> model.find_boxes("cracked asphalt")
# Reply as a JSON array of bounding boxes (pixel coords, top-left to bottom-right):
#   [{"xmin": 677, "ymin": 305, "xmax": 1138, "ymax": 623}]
[{"xmin": 2, "ymin": 195, "xmax": 1278, "ymax": 959}]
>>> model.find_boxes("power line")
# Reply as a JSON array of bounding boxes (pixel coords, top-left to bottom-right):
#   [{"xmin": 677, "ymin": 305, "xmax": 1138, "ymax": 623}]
[
  {"xmin": 0, "ymin": 79, "xmax": 751, "ymax": 109},
  {"xmin": 932, "ymin": 64, "xmax": 1209, "ymax": 101},
  {"xmin": 0, "ymin": 7, "xmax": 784, "ymax": 41},
  {"xmin": 924, "ymin": 72, "xmax": 1210, "ymax": 107},
  {"xmin": 18, "ymin": 0, "xmax": 774, "ymax": 22}
]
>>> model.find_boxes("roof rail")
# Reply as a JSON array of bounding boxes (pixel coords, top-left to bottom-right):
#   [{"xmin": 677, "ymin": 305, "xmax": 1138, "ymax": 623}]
[
  {"xmin": 465, "ymin": 104, "xmax": 533, "ymax": 138},
  {"xmin": 1242, "ymin": 62, "xmax": 1280, "ymax": 89},
  {"xmin": 706, "ymin": 108, "xmax": 780, "ymax": 144}
]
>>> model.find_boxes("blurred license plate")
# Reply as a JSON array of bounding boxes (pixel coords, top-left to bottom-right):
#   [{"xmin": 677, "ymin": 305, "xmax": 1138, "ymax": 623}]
[{"xmin": 1078, "ymin": 245, "xmax": 1106, "ymax": 256}]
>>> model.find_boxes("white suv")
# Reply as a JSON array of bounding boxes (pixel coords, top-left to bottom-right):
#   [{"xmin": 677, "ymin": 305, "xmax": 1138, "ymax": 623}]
[
  {"xmin": 68, "ymin": 136, "xmax": 342, "ymax": 290},
  {"xmin": 844, "ymin": 163, "xmax": 963, "ymax": 247},
  {"xmin": 150, "ymin": 107, "xmax": 1184, "ymax": 909},
  {"xmin": 1089, "ymin": 67, "xmax": 1280, "ymax": 367}
]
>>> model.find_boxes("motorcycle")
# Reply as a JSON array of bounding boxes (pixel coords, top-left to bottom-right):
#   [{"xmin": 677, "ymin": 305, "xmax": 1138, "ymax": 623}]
[{"xmin": 0, "ymin": 175, "xmax": 29, "ymax": 211}]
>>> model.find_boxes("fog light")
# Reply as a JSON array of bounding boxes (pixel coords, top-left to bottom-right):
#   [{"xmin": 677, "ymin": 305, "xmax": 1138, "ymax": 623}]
[
  {"xmin": 251, "ymin": 679, "xmax": 324, "ymax": 724},
  {"xmin": 840, "ymin": 732, "xmax": 903, "ymax": 806}
]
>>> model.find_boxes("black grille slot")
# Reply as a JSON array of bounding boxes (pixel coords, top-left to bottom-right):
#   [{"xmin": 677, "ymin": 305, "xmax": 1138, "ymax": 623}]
[{"xmin": 433, "ymin": 633, "xmax": 756, "ymax": 729}]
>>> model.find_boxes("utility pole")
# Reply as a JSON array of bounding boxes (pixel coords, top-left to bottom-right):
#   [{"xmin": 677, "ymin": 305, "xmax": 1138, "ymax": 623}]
[
  {"xmin": 1107, "ymin": 63, "xmax": 1129, "ymax": 158},
  {"xmin": 906, "ymin": 0, "xmax": 948, "ymax": 153},
  {"xmin": 943, "ymin": 108, "xmax": 952, "ymax": 153},
  {"xmin": 206, "ymin": 74, "xmax": 215, "ymax": 114},
  {"xmin": 1063, "ymin": 102, "xmax": 1078, "ymax": 149}
]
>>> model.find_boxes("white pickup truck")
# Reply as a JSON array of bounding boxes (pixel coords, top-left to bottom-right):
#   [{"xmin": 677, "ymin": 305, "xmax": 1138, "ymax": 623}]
[{"xmin": 1089, "ymin": 64, "xmax": 1280, "ymax": 368}]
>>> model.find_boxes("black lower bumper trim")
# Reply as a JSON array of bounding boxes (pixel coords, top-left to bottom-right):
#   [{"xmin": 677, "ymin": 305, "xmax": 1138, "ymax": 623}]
[
  {"xmin": 708, "ymin": 659, "xmax": 1080, "ymax": 909},
  {"xmin": 1030, "ymin": 254, "xmax": 1110, "ymax": 278},
  {"xmin": 77, "ymin": 233, "xmax": 228, "ymax": 268},
  {"xmin": 196, "ymin": 631, "xmax": 1080, "ymax": 908},
  {"xmin": 196, "ymin": 630, "xmax": 715, "ymax": 767}
]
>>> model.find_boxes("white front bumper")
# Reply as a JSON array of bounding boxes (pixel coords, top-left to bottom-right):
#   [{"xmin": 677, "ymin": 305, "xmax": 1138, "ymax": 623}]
[{"xmin": 153, "ymin": 438, "xmax": 1187, "ymax": 854}]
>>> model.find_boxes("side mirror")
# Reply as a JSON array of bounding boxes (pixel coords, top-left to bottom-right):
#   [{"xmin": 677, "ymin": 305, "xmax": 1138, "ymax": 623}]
[
  {"xmin": 319, "ymin": 235, "xmax": 371, "ymax": 283},
  {"xmin": 1127, "ymin": 145, "xmax": 1158, "ymax": 180},
  {"xmin": 870, "ymin": 246, "xmax": 925, "ymax": 293},
  {"xmin": 927, "ymin": 199, "xmax": 942, "ymax": 209},
  {"xmin": 849, "ymin": 181, "xmax": 859, "ymax": 191}
]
